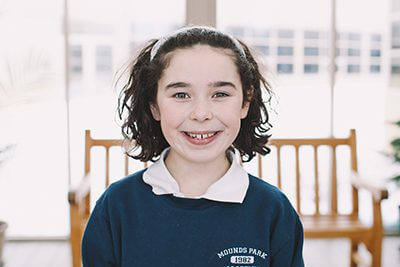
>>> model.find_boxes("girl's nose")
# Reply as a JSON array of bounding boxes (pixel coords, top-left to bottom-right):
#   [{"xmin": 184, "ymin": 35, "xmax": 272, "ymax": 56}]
[{"xmin": 189, "ymin": 100, "xmax": 213, "ymax": 121}]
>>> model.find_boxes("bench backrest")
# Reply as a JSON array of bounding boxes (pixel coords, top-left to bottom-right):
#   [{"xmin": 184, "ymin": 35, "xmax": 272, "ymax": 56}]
[
  {"xmin": 258, "ymin": 129, "xmax": 358, "ymax": 217},
  {"xmin": 84, "ymin": 129, "xmax": 359, "ymax": 218}
]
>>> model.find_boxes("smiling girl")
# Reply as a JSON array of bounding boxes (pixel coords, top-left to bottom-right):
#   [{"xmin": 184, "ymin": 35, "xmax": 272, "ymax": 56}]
[{"xmin": 82, "ymin": 26, "xmax": 304, "ymax": 267}]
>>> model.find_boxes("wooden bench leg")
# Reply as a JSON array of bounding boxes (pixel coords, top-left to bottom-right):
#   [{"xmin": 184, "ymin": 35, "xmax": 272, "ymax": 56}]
[
  {"xmin": 350, "ymin": 240, "xmax": 358, "ymax": 267},
  {"xmin": 70, "ymin": 205, "xmax": 83, "ymax": 267},
  {"xmin": 371, "ymin": 237, "xmax": 382, "ymax": 267}
]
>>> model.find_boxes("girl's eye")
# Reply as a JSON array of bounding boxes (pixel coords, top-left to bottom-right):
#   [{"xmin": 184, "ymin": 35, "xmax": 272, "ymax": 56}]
[
  {"xmin": 213, "ymin": 92, "xmax": 229, "ymax": 98},
  {"xmin": 173, "ymin": 92, "xmax": 189, "ymax": 99}
]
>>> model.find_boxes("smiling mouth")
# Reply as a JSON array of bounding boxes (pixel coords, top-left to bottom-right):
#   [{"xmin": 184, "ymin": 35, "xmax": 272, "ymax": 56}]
[{"xmin": 183, "ymin": 131, "xmax": 220, "ymax": 140}]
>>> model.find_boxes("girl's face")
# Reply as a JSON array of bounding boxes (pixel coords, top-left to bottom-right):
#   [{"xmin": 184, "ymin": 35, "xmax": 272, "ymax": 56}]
[{"xmin": 151, "ymin": 45, "xmax": 250, "ymax": 166}]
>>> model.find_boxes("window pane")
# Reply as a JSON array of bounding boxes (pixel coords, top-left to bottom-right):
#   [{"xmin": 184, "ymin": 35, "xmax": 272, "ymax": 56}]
[
  {"xmin": 304, "ymin": 30, "xmax": 319, "ymax": 39},
  {"xmin": 0, "ymin": 0, "xmax": 185, "ymax": 238},
  {"xmin": 370, "ymin": 65, "xmax": 380, "ymax": 73},
  {"xmin": 0, "ymin": 0, "xmax": 67, "ymax": 237},
  {"xmin": 254, "ymin": 45, "xmax": 269, "ymax": 55},
  {"xmin": 304, "ymin": 47, "xmax": 319, "ymax": 56},
  {"xmin": 70, "ymin": 45, "xmax": 83, "ymax": 74},
  {"xmin": 226, "ymin": 26, "xmax": 245, "ymax": 37},
  {"xmin": 337, "ymin": 0, "xmax": 393, "ymax": 229},
  {"xmin": 277, "ymin": 63, "xmax": 293, "ymax": 73},
  {"xmin": 391, "ymin": 59, "xmax": 400, "ymax": 74},
  {"xmin": 96, "ymin": 45, "xmax": 112, "ymax": 74},
  {"xmin": 370, "ymin": 33, "xmax": 382, "ymax": 42},
  {"xmin": 218, "ymin": 0, "xmax": 331, "ymax": 138},
  {"xmin": 304, "ymin": 64, "xmax": 319, "ymax": 73},
  {"xmin": 393, "ymin": 21, "xmax": 400, "ymax": 48},
  {"xmin": 347, "ymin": 48, "xmax": 361, "ymax": 56},
  {"xmin": 219, "ymin": 0, "xmax": 392, "ymax": 230},
  {"xmin": 347, "ymin": 64, "xmax": 360, "ymax": 73},
  {"xmin": 277, "ymin": 46, "xmax": 293, "ymax": 56},
  {"xmin": 348, "ymin": 32, "xmax": 361, "ymax": 40},
  {"xmin": 278, "ymin": 29, "xmax": 294, "ymax": 38},
  {"xmin": 252, "ymin": 28, "xmax": 270, "ymax": 38},
  {"xmin": 370, "ymin": 49, "xmax": 381, "ymax": 57}
]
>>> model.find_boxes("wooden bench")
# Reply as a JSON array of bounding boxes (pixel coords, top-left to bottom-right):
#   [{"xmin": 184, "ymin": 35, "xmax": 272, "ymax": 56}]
[{"xmin": 68, "ymin": 129, "xmax": 388, "ymax": 267}]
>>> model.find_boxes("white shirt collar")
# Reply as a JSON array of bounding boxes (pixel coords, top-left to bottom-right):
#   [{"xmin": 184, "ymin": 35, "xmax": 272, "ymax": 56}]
[{"xmin": 142, "ymin": 147, "xmax": 249, "ymax": 203}]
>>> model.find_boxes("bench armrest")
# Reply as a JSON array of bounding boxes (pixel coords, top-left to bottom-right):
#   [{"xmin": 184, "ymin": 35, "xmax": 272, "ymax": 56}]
[
  {"xmin": 350, "ymin": 170, "xmax": 389, "ymax": 202},
  {"xmin": 68, "ymin": 174, "xmax": 91, "ymax": 205}
]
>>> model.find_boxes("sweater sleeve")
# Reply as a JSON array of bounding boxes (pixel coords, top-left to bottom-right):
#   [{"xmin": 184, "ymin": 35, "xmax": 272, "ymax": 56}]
[
  {"xmin": 81, "ymin": 194, "xmax": 117, "ymax": 267},
  {"xmin": 270, "ymin": 213, "xmax": 304, "ymax": 267}
]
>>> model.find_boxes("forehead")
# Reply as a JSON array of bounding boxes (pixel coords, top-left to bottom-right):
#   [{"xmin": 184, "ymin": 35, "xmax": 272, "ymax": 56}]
[{"xmin": 160, "ymin": 45, "xmax": 240, "ymax": 82}]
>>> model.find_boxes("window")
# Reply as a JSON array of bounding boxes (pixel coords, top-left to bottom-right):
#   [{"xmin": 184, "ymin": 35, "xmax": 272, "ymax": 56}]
[
  {"xmin": 391, "ymin": 59, "xmax": 400, "ymax": 74},
  {"xmin": 347, "ymin": 64, "xmax": 360, "ymax": 73},
  {"xmin": 348, "ymin": 48, "xmax": 360, "ymax": 56},
  {"xmin": 348, "ymin": 32, "xmax": 361, "ymax": 41},
  {"xmin": 370, "ymin": 49, "xmax": 381, "ymax": 57},
  {"xmin": 254, "ymin": 45, "xmax": 269, "ymax": 55},
  {"xmin": 304, "ymin": 47, "xmax": 319, "ymax": 56},
  {"xmin": 370, "ymin": 34, "xmax": 381, "ymax": 42},
  {"xmin": 277, "ymin": 46, "xmax": 293, "ymax": 56},
  {"xmin": 304, "ymin": 64, "xmax": 319, "ymax": 73},
  {"xmin": 392, "ymin": 65, "xmax": 400, "ymax": 74},
  {"xmin": 96, "ymin": 45, "xmax": 112, "ymax": 74},
  {"xmin": 278, "ymin": 29, "xmax": 294, "ymax": 39},
  {"xmin": 218, "ymin": 0, "xmax": 393, "ymax": 231},
  {"xmin": 252, "ymin": 28, "xmax": 269, "ymax": 38},
  {"xmin": 304, "ymin": 30, "xmax": 319, "ymax": 39},
  {"xmin": 226, "ymin": 26, "xmax": 245, "ymax": 37},
  {"xmin": 70, "ymin": 45, "xmax": 83, "ymax": 74},
  {"xmin": 392, "ymin": 21, "xmax": 400, "ymax": 49},
  {"xmin": 0, "ymin": 0, "xmax": 68, "ymax": 237},
  {"xmin": 336, "ymin": 32, "xmax": 347, "ymax": 40},
  {"xmin": 370, "ymin": 65, "xmax": 380, "ymax": 73},
  {"xmin": 277, "ymin": 63, "xmax": 293, "ymax": 74}
]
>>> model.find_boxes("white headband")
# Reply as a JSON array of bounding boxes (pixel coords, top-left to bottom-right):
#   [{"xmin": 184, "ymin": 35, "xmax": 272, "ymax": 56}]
[{"xmin": 149, "ymin": 26, "xmax": 246, "ymax": 61}]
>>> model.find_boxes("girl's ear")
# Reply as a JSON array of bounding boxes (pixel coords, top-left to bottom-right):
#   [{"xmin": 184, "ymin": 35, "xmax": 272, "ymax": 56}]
[
  {"xmin": 240, "ymin": 88, "xmax": 253, "ymax": 119},
  {"xmin": 240, "ymin": 101, "xmax": 251, "ymax": 119},
  {"xmin": 150, "ymin": 103, "xmax": 161, "ymax": 121}
]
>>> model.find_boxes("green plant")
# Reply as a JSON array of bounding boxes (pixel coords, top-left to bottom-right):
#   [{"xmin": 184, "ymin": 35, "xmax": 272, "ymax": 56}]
[{"xmin": 389, "ymin": 120, "xmax": 400, "ymax": 184}]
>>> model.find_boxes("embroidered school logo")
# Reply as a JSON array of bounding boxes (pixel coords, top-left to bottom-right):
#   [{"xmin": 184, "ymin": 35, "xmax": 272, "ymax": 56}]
[{"xmin": 216, "ymin": 246, "xmax": 268, "ymax": 267}]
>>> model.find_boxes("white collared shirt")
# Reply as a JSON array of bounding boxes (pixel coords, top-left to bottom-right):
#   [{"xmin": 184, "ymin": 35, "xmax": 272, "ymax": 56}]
[{"xmin": 142, "ymin": 148, "xmax": 249, "ymax": 203}]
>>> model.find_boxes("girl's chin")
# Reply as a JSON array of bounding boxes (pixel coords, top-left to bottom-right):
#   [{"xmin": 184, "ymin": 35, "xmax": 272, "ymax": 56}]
[{"xmin": 170, "ymin": 147, "xmax": 228, "ymax": 165}]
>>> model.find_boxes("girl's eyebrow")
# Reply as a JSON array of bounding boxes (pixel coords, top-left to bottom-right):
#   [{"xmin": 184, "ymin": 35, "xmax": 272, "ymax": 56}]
[
  {"xmin": 209, "ymin": 81, "xmax": 237, "ymax": 90},
  {"xmin": 165, "ymin": 82, "xmax": 190, "ymax": 89},
  {"xmin": 165, "ymin": 81, "xmax": 237, "ymax": 90}
]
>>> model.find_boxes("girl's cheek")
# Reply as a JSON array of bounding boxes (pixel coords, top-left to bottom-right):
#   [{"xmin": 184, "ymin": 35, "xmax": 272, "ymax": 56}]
[{"xmin": 214, "ymin": 101, "xmax": 243, "ymax": 113}]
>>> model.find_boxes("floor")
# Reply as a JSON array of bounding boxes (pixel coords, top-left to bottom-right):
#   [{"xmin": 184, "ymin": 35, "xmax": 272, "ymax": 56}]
[{"xmin": 1, "ymin": 237, "xmax": 400, "ymax": 267}]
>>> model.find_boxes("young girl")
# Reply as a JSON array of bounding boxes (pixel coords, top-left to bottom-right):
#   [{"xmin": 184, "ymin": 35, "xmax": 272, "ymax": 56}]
[{"xmin": 82, "ymin": 26, "xmax": 304, "ymax": 267}]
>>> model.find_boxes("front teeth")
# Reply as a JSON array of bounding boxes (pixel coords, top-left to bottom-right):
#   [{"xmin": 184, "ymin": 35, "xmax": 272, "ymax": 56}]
[{"xmin": 187, "ymin": 132, "xmax": 216, "ymax": 139}]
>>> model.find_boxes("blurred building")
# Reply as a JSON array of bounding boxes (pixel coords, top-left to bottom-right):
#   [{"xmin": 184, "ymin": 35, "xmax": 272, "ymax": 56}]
[
  {"xmin": 226, "ymin": 26, "xmax": 386, "ymax": 80},
  {"xmin": 69, "ymin": 24, "xmax": 386, "ymax": 88},
  {"xmin": 388, "ymin": 0, "xmax": 400, "ymax": 151},
  {"xmin": 391, "ymin": 0, "xmax": 400, "ymax": 87}
]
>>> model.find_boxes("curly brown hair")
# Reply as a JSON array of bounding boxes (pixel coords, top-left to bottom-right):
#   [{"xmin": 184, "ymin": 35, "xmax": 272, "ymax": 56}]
[{"xmin": 118, "ymin": 26, "xmax": 273, "ymax": 162}]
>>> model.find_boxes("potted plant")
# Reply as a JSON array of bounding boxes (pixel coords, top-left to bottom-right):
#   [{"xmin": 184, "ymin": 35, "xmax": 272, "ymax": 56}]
[
  {"xmin": 388, "ymin": 121, "xmax": 400, "ymax": 184},
  {"xmin": 388, "ymin": 120, "xmax": 400, "ymax": 234},
  {"xmin": 0, "ymin": 144, "xmax": 15, "ymax": 267}
]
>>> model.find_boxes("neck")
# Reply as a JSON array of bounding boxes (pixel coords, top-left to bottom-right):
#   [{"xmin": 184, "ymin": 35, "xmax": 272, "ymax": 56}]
[{"xmin": 164, "ymin": 149, "xmax": 231, "ymax": 197}]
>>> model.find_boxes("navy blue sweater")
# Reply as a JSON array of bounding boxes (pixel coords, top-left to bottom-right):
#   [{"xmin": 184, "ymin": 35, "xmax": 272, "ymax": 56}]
[{"xmin": 82, "ymin": 170, "xmax": 304, "ymax": 267}]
